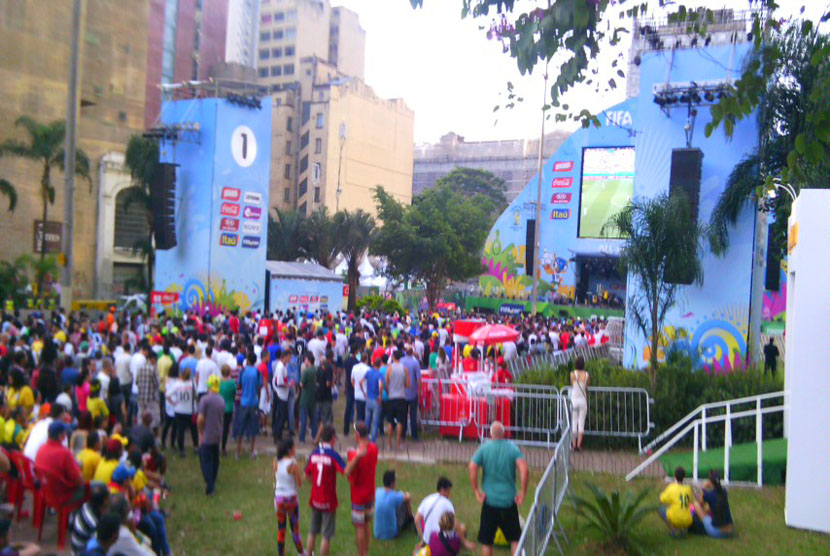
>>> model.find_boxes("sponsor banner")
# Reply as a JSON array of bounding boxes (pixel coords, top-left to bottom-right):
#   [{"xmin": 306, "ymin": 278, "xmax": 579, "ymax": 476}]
[
  {"xmin": 219, "ymin": 233, "xmax": 238, "ymax": 247},
  {"xmin": 242, "ymin": 220, "xmax": 261, "ymax": 234},
  {"xmin": 343, "ymin": 285, "xmax": 350, "ymax": 297},
  {"xmin": 220, "ymin": 203, "xmax": 240, "ymax": 217},
  {"xmin": 320, "ymin": 296, "xmax": 328, "ymax": 303},
  {"xmin": 33, "ymin": 220, "xmax": 63, "ymax": 253},
  {"xmin": 551, "ymin": 193, "xmax": 572, "ymax": 204},
  {"xmin": 221, "ymin": 187, "xmax": 241, "ymax": 201},
  {"xmin": 242, "ymin": 205, "xmax": 262, "ymax": 220},
  {"xmin": 300, "ymin": 295, "xmax": 309, "ymax": 303},
  {"xmin": 553, "ymin": 161, "xmax": 573, "ymax": 172},
  {"xmin": 243, "ymin": 191, "xmax": 262, "ymax": 205},
  {"xmin": 151, "ymin": 291, "xmax": 180, "ymax": 305},
  {"xmin": 551, "ymin": 177, "xmax": 573, "ymax": 188},
  {"xmin": 220, "ymin": 217, "xmax": 239, "ymax": 232},
  {"xmin": 310, "ymin": 295, "xmax": 319, "ymax": 303},
  {"xmin": 289, "ymin": 295, "xmax": 298, "ymax": 303},
  {"xmin": 498, "ymin": 303, "xmax": 525, "ymax": 316},
  {"xmin": 550, "ymin": 209, "xmax": 571, "ymax": 220},
  {"xmin": 241, "ymin": 235, "xmax": 260, "ymax": 249}
]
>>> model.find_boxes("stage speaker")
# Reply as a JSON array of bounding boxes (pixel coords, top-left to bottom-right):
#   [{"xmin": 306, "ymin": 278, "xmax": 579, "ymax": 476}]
[
  {"xmin": 765, "ymin": 224, "xmax": 781, "ymax": 291},
  {"xmin": 666, "ymin": 148, "xmax": 703, "ymax": 285},
  {"xmin": 150, "ymin": 162, "xmax": 177, "ymax": 250},
  {"xmin": 525, "ymin": 220, "xmax": 536, "ymax": 275}
]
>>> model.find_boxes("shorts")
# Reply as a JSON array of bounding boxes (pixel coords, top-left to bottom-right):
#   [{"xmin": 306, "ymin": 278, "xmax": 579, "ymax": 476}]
[
  {"xmin": 477, "ymin": 502, "xmax": 521, "ymax": 545},
  {"xmin": 309, "ymin": 509, "xmax": 336, "ymax": 539},
  {"xmin": 351, "ymin": 502, "xmax": 374, "ymax": 525},
  {"xmin": 318, "ymin": 401, "xmax": 333, "ymax": 426},
  {"xmin": 234, "ymin": 405, "xmax": 259, "ymax": 439},
  {"xmin": 386, "ymin": 399, "xmax": 407, "ymax": 426}
]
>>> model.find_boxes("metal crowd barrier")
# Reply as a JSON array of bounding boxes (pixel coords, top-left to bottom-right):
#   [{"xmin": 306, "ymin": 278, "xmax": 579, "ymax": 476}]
[
  {"xmin": 516, "ymin": 398, "xmax": 572, "ymax": 556},
  {"xmin": 560, "ymin": 385, "xmax": 654, "ymax": 451},
  {"xmin": 507, "ymin": 344, "xmax": 611, "ymax": 378},
  {"xmin": 419, "ymin": 378, "xmax": 564, "ymax": 448}
]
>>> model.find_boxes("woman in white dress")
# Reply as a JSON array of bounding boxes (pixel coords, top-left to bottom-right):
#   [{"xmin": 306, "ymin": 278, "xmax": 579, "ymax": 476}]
[{"xmin": 570, "ymin": 356, "xmax": 589, "ymax": 452}]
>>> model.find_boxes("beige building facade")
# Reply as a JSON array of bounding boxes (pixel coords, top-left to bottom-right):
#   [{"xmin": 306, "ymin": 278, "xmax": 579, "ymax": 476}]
[{"xmin": 0, "ymin": 0, "xmax": 149, "ymax": 300}]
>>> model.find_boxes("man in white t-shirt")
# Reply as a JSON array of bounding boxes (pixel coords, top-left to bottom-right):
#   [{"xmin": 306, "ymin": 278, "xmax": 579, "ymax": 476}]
[
  {"xmin": 350, "ymin": 356, "xmax": 371, "ymax": 425},
  {"xmin": 307, "ymin": 329, "xmax": 328, "ymax": 367},
  {"xmin": 271, "ymin": 349, "xmax": 291, "ymax": 441},
  {"xmin": 195, "ymin": 347, "xmax": 220, "ymax": 398},
  {"xmin": 414, "ymin": 477, "xmax": 475, "ymax": 553}
]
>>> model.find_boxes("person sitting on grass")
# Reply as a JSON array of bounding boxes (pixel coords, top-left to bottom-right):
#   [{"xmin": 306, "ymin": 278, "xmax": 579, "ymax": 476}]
[
  {"xmin": 429, "ymin": 511, "xmax": 462, "ymax": 556},
  {"xmin": 691, "ymin": 470, "xmax": 734, "ymax": 539},
  {"xmin": 658, "ymin": 466, "xmax": 694, "ymax": 536},
  {"xmin": 373, "ymin": 469, "xmax": 413, "ymax": 540},
  {"xmin": 413, "ymin": 477, "xmax": 476, "ymax": 556}
]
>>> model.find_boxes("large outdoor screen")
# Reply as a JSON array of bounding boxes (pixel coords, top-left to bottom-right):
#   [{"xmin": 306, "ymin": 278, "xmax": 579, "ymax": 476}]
[{"xmin": 578, "ymin": 146, "xmax": 635, "ymax": 238}]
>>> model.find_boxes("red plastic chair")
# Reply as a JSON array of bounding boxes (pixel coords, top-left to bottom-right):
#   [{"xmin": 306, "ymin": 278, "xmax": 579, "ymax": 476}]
[
  {"xmin": 33, "ymin": 468, "xmax": 85, "ymax": 549},
  {"xmin": 8, "ymin": 451, "xmax": 39, "ymax": 522},
  {"xmin": 0, "ymin": 447, "xmax": 20, "ymax": 511}
]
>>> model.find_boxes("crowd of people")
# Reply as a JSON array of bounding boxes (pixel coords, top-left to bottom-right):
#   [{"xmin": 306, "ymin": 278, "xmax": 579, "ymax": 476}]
[{"xmin": 0, "ymin": 305, "xmax": 611, "ymax": 555}]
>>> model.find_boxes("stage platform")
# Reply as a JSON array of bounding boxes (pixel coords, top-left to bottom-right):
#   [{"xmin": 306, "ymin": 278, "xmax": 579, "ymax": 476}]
[
  {"xmin": 660, "ymin": 438, "xmax": 787, "ymax": 486},
  {"xmin": 465, "ymin": 296, "xmax": 624, "ymax": 319}
]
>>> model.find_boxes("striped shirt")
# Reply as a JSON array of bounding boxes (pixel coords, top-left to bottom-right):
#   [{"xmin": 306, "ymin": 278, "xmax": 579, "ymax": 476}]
[{"xmin": 70, "ymin": 502, "xmax": 100, "ymax": 554}]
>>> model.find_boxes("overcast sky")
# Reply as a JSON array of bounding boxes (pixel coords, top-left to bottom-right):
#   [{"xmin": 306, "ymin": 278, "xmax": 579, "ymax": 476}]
[{"xmin": 330, "ymin": 0, "xmax": 827, "ymax": 144}]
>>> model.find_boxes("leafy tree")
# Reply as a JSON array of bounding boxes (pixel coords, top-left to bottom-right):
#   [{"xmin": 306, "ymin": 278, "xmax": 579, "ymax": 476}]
[
  {"xmin": 267, "ymin": 207, "xmax": 308, "ymax": 261},
  {"xmin": 0, "ymin": 179, "xmax": 17, "ymax": 211},
  {"xmin": 709, "ymin": 22, "xmax": 830, "ymax": 258},
  {"xmin": 333, "ymin": 209, "xmax": 376, "ymax": 312},
  {"xmin": 0, "ymin": 255, "xmax": 29, "ymax": 307},
  {"xmin": 602, "ymin": 193, "xmax": 705, "ymax": 385},
  {"xmin": 122, "ymin": 135, "xmax": 160, "ymax": 302},
  {"xmin": 434, "ymin": 167, "xmax": 508, "ymax": 214},
  {"xmin": 371, "ymin": 184, "xmax": 493, "ymax": 311},
  {"xmin": 304, "ymin": 207, "xmax": 340, "ymax": 269},
  {"xmin": 573, "ymin": 483, "xmax": 657, "ymax": 556},
  {"xmin": 0, "ymin": 116, "xmax": 90, "ymax": 297},
  {"xmin": 20, "ymin": 254, "xmax": 60, "ymax": 301}
]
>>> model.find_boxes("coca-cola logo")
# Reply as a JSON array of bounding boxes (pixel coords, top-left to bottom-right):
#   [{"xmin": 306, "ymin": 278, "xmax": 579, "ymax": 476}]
[
  {"xmin": 551, "ymin": 177, "xmax": 573, "ymax": 188},
  {"xmin": 220, "ymin": 203, "xmax": 240, "ymax": 217}
]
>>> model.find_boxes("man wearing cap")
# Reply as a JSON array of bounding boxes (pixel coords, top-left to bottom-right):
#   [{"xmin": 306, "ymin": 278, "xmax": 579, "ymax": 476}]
[
  {"xmin": 23, "ymin": 403, "xmax": 66, "ymax": 460},
  {"xmin": 34, "ymin": 421, "xmax": 89, "ymax": 507},
  {"xmin": 197, "ymin": 375, "xmax": 225, "ymax": 495}
]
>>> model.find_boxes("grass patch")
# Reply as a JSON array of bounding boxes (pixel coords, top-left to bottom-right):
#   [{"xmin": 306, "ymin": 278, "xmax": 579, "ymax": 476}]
[{"xmin": 164, "ymin": 453, "xmax": 830, "ymax": 555}]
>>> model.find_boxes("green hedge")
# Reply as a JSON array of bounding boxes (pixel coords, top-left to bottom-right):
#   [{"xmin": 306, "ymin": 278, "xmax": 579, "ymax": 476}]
[
  {"xmin": 356, "ymin": 294, "xmax": 404, "ymax": 315},
  {"xmin": 517, "ymin": 354, "xmax": 783, "ymax": 448}
]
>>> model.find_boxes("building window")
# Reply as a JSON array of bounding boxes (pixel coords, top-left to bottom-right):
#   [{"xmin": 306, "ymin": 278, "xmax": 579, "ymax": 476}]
[
  {"xmin": 315, "ymin": 138, "xmax": 322, "ymax": 153},
  {"xmin": 299, "ymin": 179, "xmax": 307, "ymax": 198},
  {"xmin": 258, "ymin": 68, "xmax": 268, "ymax": 78},
  {"xmin": 284, "ymin": 45, "xmax": 295, "ymax": 56},
  {"xmin": 286, "ymin": 9, "xmax": 297, "ymax": 22},
  {"xmin": 283, "ymin": 63, "xmax": 294, "ymax": 76},
  {"xmin": 317, "ymin": 91, "xmax": 324, "ymax": 101},
  {"xmin": 259, "ymin": 49, "xmax": 269, "ymax": 60},
  {"xmin": 286, "ymin": 117, "xmax": 292, "ymax": 131},
  {"xmin": 284, "ymin": 164, "xmax": 291, "ymax": 179},
  {"xmin": 316, "ymin": 113, "xmax": 324, "ymax": 128},
  {"xmin": 314, "ymin": 187, "xmax": 320, "ymax": 203},
  {"xmin": 273, "ymin": 29, "xmax": 283, "ymax": 40},
  {"xmin": 300, "ymin": 155, "xmax": 308, "ymax": 173},
  {"xmin": 284, "ymin": 188, "xmax": 290, "ymax": 202},
  {"xmin": 312, "ymin": 162, "xmax": 322, "ymax": 185},
  {"xmin": 300, "ymin": 131, "xmax": 309, "ymax": 149},
  {"xmin": 302, "ymin": 102, "xmax": 310, "ymax": 124},
  {"xmin": 298, "ymin": 202, "xmax": 306, "ymax": 215},
  {"xmin": 274, "ymin": 11, "xmax": 284, "ymax": 22},
  {"xmin": 285, "ymin": 27, "xmax": 296, "ymax": 39},
  {"xmin": 271, "ymin": 47, "xmax": 282, "ymax": 58},
  {"xmin": 330, "ymin": 25, "xmax": 339, "ymax": 36},
  {"xmin": 286, "ymin": 141, "xmax": 292, "ymax": 155},
  {"xmin": 260, "ymin": 31, "xmax": 270, "ymax": 42},
  {"xmin": 115, "ymin": 189, "xmax": 149, "ymax": 249},
  {"xmin": 270, "ymin": 65, "xmax": 281, "ymax": 76},
  {"xmin": 306, "ymin": 69, "xmax": 312, "ymax": 76},
  {"xmin": 261, "ymin": 13, "xmax": 272, "ymax": 23}
]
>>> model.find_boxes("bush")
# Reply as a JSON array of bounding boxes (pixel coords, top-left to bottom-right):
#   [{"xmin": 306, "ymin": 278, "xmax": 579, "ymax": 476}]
[
  {"xmin": 355, "ymin": 294, "xmax": 404, "ymax": 315},
  {"xmin": 517, "ymin": 354, "xmax": 782, "ymax": 447},
  {"xmin": 573, "ymin": 483, "xmax": 656, "ymax": 556}
]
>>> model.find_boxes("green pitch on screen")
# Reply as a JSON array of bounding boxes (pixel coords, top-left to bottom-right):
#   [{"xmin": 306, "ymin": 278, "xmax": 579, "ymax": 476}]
[{"xmin": 578, "ymin": 175, "xmax": 634, "ymax": 238}]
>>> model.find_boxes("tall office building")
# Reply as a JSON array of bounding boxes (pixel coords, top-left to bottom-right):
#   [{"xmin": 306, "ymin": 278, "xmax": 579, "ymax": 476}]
[
  {"xmin": 328, "ymin": 6, "xmax": 365, "ymax": 81},
  {"xmin": 226, "ymin": 0, "xmax": 262, "ymax": 67},
  {"xmin": 0, "ymin": 0, "xmax": 150, "ymax": 300}
]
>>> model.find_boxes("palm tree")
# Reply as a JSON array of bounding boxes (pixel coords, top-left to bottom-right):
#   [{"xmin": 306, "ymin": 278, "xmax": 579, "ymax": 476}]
[
  {"xmin": 122, "ymin": 135, "xmax": 160, "ymax": 302},
  {"xmin": 709, "ymin": 25, "xmax": 830, "ymax": 258},
  {"xmin": 603, "ymin": 192, "xmax": 705, "ymax": 385},
  {"xmin": 0, "ymin": 255, "xmax": 29, "ymax": 307},
  {"xmin": 303, "ymin": 207, "xmax": 340, "ymax": 269},
  {"xmin": 0, "ymin": 116, "xmax": 90, "ymax": 296},
  {"xmin": 0, "ymin": 179, "xmax": 17, "ymax": 211},
  {"xmin": 19, "ymin": 254, "xmax": 60, "ymax": 303},
  {"xmin": 267, "ymin": 207, "xmax": 308, "ymax": 261},
  {"xmin": 333, "ymin": 209, "xmax": 375, "ymax": 311}
]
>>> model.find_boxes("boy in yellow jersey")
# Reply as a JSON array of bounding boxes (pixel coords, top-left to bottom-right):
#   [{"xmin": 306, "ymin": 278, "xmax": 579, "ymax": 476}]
[
  {"xmin": 658, "ymin": 466, "xmax": 694, "ymax": 535},
  {"xmin": 77, "ymin": 431, "xmax": 103, "ymax": 481}
]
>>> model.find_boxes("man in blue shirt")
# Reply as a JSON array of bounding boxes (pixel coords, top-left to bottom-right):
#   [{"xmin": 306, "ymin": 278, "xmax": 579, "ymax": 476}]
[
  {"xmin": 286, "ymin": 349, "xmax": 301, "ymax": 434},
  {"xmin": 235, "ymin": 352, "xmax": 262, "ymax": 458},
  {"xmin": 402, "ymin": 346, "xmax": 421, "ymax": 440},
  {"xmin": 364, "ymin": 357, "xmax": 384, "ymax": 442},
  {"xmin": 60, "ymin": 356, "xmax": 79, "ymax": 389},
  {"xmin": 373, "ymin": 470, "xmax": 412, "ymax": 540}
]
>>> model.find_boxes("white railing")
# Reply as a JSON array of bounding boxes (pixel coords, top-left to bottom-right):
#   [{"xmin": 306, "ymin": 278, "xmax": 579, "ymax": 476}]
[
  {"xmin": 627, "ymin": 391, "xmax": 785, "ymax": 485},
  {"xmin": 560, "ymin": 386, "xmax": 654, "ymax": 451},
  {"xmin": 507, "ymin": 344, "xmax": 611, "ymax": 378},
  {"xmin": 516, "ymin": 397, "xmax": 571, "ymax": 556}
]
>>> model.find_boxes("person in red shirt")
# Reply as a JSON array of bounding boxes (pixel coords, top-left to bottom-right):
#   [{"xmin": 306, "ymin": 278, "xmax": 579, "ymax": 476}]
[
  {"xmin": 34, "ymin": 421, "xmax": 89, "ymax": 508},
  {"xmin": 346, "ymin": 421, "xmax": 379, "ymax": 556},
  {"xmin": 304, "ymin": 425, "xmax": 346, "ymax": 556},
  {"xmin": 228, "ymin": 311, "xmax": 240, "ymax": 334}
]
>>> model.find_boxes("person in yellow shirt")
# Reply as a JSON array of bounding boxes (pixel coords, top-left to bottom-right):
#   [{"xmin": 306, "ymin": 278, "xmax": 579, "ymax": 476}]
[
  {"xmin": 77, "ymin": 431, "xmax": 103, "ymax": 481},
  {"xmin": 93, "ymin": 438, "xmax": 124, "ymax": 484},
  {"xmin": 6, "ymin": 369, "xmax": 35, "ymax": 418},
  {"xmin": 659, "ymin": 466, "xmax": 694, "ymax": 534},
  {"xmin": 3, "ymin": 408, "xmax": 29, "ymax": 449},
  {"xmin": 87, "ymin": 379, "xmax": 109, "ymax": 422}
]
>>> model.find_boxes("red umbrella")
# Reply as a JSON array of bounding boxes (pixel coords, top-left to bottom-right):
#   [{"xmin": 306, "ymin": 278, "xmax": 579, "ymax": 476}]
[{"xmin": 469, "ymin": 324, "xmax": 520, "ymax": 345}]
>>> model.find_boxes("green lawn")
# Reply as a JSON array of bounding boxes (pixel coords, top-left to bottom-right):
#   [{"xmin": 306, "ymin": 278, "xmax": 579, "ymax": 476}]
[{"xmin": 163, "ymin": 453, "xmax": 830, "ymax": 555}]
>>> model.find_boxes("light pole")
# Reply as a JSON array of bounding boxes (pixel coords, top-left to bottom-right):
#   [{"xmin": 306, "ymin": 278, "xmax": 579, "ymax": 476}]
[
  {"xmin": 530, "ymin": 60, "xmax": 550, "ymax": 316},
  {"xmin": 335, "ymin": 121, "xmax": 346, "ymax": 212}
]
